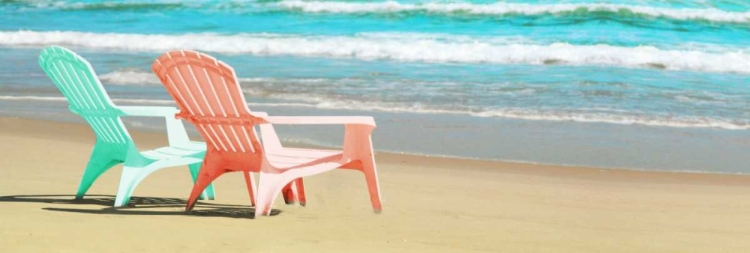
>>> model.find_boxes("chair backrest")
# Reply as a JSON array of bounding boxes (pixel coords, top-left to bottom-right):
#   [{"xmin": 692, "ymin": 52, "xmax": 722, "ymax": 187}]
[
  {"xmin": 38, "ymin": 46, "xmax": 131, "ymax": 145},
  {"xmin": 152, "ymin": 50, "xmax": 262, "ymax": 154}
]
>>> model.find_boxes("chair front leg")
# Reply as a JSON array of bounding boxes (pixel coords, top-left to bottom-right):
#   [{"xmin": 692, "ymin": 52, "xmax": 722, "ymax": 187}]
[
  {"xmin": 189, "ymin": 163, "xmax": 216, "ymax": 200},
  {"xmin": 186, "ymin": 160, "xmax": 226, "ymax": 211},
  {"xmin": 255, "ymin": 169, "xmax": 286, "ymax": 217},
  {"xmin": 343, "ymin": 125, "xmax": 382, "ymax": 213},
  {"xmin": 255, "ymin": 161, "xmax": 301, "ymax": 217},
  {"xmin": 76, "ymin": 144, "xmax": 122, "ymax": 199}
]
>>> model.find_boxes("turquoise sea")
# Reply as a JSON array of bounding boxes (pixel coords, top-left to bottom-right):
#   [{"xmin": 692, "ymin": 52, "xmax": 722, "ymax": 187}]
[{"xmin": 0, "ymin": 0, "xmax": 749, "ymax": 173}]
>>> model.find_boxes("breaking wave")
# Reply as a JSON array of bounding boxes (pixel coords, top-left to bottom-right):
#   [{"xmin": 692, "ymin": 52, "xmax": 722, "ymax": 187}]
[
  {"xmin": 98, "ymin": 69, "xmax": 161, "ymax": 85},
  {"xmin": 276, "ymin": 1, "xmax": 750, "ymax": 23},
  {"xmin": 2, "ymin": 30, "xmax": 749, "ymax": 74},
  {"xmin": 12, "ymin": 0, "xmax": 750, "ymax": 24}
]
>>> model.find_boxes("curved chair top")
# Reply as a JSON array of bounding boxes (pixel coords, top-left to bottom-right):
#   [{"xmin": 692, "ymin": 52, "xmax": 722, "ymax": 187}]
[
  {"xmin": 39, "ymin": 46, "xmax": 130, "ymax": 145},
  {"xmin": 39, "ymin": 46, "xmax": 118, "ymax": 114},
  {"xmin": 152, "ymin": 50, "xmax": 253, "ymax": 119},
  {"xmin": 152, "ymin": 50, "xmax": 261, "ymax": 154}
]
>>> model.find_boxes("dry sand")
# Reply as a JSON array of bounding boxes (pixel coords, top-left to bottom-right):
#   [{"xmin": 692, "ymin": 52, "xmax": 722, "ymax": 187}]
[{"xmin": 1, "ymin": 117, "xmax": 749, "ymax": 252}]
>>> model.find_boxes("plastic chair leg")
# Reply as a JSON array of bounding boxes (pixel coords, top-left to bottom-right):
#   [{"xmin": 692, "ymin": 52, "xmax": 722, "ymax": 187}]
[
  {"xmin": 361, "ymin": 153, "xmax": 382, "ymax": 213},
  {"xmin": 243, "ymin": 171, "xmax": 257, "ymax": 207},
  {"xmin": 114, "ymin": 166, "xmax": 142, "ymax": 207},
  {"xmin": 281, "ymin": 181, "xmax": 297, "ymax": 205},
  {"xmin": 280, "ymin": 178, "xmax": 306, "ymax": 206},
  {"xmin": 189, "ymin": 163, "xmax": 215, "ymax": 200},
  {"xmin": 186, "ymin": 164, "xmax": 225, "ymax": 212},
  {"xmin": 76, "ymin": 153, "xmax": 120, "ymax": 200},
  {"xmin": 295, "ymin": 178, "xmax": 306, "ymax": 206},
  {"xmin": 255, "ymin": 170, "xmax": 292, "ymax": 217}
]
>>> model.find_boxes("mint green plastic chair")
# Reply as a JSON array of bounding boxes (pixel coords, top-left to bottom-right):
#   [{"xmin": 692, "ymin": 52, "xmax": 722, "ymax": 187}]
[{"xmin": 38, "ymin": 46, "xmax": 215, "ymax": 207}]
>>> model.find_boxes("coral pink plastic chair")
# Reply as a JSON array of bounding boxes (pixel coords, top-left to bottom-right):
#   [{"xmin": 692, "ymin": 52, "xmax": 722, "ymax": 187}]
[{"xmin": 151, "ymin": 50, "xmax": 382, "ymax": 216}]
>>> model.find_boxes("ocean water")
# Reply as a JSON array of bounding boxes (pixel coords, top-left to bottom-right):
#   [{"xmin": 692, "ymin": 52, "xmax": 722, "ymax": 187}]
[{"xmin": 0, "ymin": 0, "xmax": 749, "ymax": 173}]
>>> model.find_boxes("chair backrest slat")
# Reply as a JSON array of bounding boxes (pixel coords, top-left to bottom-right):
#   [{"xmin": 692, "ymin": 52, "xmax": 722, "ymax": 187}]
[
  {"xmin": 64, "ymin": 62, "xmax": 98, "ymax": 109},
  {"xmin": 51, "ymin": 61, "xmax": 87, "ymax": 108},
  {"xmin": 75, "ymin": 63, "xmax": 108, "ymax": 109},
  {"xmin": 153, "ymin": 50, "xmax": 261, "ymax": 154},
  {"xmin": 84, "ymin": 118, "xmax": 109, "ymax": 142},
  {"xmin": 39, "ymin": 46, "xmax": 131, "ymax": 145}
]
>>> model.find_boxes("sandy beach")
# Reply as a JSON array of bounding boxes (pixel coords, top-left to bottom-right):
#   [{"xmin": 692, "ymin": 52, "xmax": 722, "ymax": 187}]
[{"xmin": 0, "ymin": 117, "xmax": 747, "ymax": 252}]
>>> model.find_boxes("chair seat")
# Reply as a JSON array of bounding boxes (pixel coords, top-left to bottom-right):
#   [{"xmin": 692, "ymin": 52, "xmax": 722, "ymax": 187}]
[
  {"xmin": 140, "ymin": 141, "xmax": 206, "ymax": 161},
  {"xmin": 265, "ymin": 147, "xmax": 343, "ymax": 168}
]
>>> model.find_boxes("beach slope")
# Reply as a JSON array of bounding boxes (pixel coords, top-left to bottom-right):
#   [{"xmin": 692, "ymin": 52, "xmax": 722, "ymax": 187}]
[{"xmin": 1, "ymin": 117, "xmax": 749, "ymax": 253}]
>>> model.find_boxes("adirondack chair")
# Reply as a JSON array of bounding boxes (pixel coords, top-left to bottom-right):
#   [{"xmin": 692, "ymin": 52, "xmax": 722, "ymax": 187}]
[
  {"xmin": 38, "ymin": 46, "xmax": 216, "ymax": 207},
  {"xmin": 152, "ymin": 50, "xmax": 382, "ymax": 216}
]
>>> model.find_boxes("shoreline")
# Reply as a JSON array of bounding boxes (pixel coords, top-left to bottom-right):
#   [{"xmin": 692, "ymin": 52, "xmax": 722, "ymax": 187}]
[
  {"xmin": 3, "ymin": 78, "xmax": 749, "ymax": 174},
  {"xmin": 2, "ymin": 116, "xmax": 749, "ymax": 184}
]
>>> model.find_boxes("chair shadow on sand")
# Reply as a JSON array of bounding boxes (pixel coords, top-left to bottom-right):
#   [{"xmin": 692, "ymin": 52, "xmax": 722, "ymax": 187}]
[{"xmin": 0, "ymin": 194, "xmax": 280, "ymax": 219}]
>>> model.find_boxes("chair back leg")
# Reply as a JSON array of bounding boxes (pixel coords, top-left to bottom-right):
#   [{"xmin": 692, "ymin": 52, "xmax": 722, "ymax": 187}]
[
  {"xmin": 243, "ymin": 171, "xmax": 257, "ymax": 207},
  {"xmin": 294, "ymin": 178, "xmax": 306, "ymax": 206}
]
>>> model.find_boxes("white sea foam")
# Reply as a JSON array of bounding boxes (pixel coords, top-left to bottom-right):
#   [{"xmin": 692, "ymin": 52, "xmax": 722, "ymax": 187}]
[
  {"xmin": 276, "ymin": 1, "xmax": 750, "ymax": 23},
  {"xmin": 469, "ymin": 108, "xmax": 750, "ymax": 130},
  {"xmin": 94, "ymin": 72, "xmax": 338, "ymax": 87},
  {"xmin": 23, "ymin": 0, "xmax": 190, "ymax": 10},
  {"xmin": 24, "ymin": 0, "xmax": 750, "ymax": 24},
  {"xmin": 2, "ymin": 30, "xmax": 750, "ymax": 74},
  {"xmin": 325, "ymin": 102, "xmax": 750, "ymax": 130},
  {"xmin": 99, "ymin": 69, "xmax": 161, "ymax": 85},
  {"xmin": 261, "ymin": 94, "xmax": 750, "ymax": 130},
  {"xmin": 1, "ymin": 95, "xmax": 746, "ymax": 129},
  {"xmin": 0, "ymin": 95, "xmax": 67, "ymax": 102},
  {"xmin": 0, "ymin": 95, "xmax": 173, "ymax": 104},
  {"xmin": 18, "ymin": 0, "xmax": 750, "ymax": 24}
]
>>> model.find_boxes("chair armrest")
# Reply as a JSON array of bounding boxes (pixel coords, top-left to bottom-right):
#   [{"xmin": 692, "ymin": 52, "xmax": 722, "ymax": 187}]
[
  {"xmin": 119, "ymin": 106, "xmax": 191, "ymax": 146},
  {"xmin": 262, "ymin": 116, "xmax": 376, "ymax": 127},
  {"xmin": 251, "ymin": 112, "xmax": 284, "ymax": 152},
  {"xmin": 164, "ymin": 115, "xmax": 192, "ymax": 146},
  {"xmin": 119, "ymin": 106, "xmax": 178, "ymax": 117}
]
